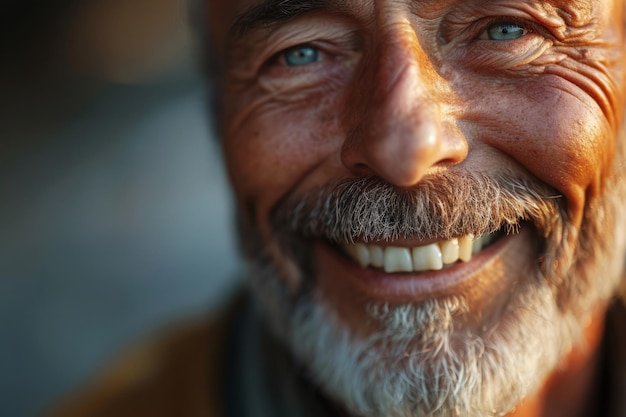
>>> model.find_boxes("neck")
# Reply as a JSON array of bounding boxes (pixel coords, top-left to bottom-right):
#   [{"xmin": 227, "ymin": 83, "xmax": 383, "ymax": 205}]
[{"xmin": 506, "ymin": 309, "xmax": 606, "ymax": 417}]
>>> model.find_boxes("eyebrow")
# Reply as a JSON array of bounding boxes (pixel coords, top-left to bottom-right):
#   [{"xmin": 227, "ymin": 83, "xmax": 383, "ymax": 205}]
[{"xmin": 230, "ymin": 0, "xmax": 339, "ymax": 38}]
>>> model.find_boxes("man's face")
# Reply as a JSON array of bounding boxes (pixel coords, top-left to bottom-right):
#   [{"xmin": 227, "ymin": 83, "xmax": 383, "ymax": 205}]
[{"xmin": 210, "ymin": 0, "xmax": 626, "ymax": 416}]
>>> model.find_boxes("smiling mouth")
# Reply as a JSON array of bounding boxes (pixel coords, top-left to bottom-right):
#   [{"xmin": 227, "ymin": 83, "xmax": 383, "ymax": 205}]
[{"xmin": 342, "ymin": 231, "xmax": 504, "ymax": 274}]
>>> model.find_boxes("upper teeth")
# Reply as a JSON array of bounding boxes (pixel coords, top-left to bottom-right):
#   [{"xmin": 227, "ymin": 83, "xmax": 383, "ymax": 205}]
[{"xmin": 343, "ymin": 234, "xmax": 495, "ymax": 273}]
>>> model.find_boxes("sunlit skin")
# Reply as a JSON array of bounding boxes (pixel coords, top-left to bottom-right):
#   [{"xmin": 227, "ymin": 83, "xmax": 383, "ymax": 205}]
[{"xmin": 207, "ymin": 0, "xmax": 626, "ymax": 416}]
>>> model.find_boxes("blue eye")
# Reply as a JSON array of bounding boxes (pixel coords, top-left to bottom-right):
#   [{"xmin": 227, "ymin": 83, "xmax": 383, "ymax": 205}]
[
  {"xmin": 283, "ymin": 45, "xmax": 320, "ymax": 66},
  {"xmin": 486, "ymin": 23, "xmax": 527, "ymax": 41}
]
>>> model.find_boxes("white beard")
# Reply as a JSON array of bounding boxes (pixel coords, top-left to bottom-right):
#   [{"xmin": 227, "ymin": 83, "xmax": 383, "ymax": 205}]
[
  {"xmin": 241, "ymin": 133, "xmax": 626, "ymax": 417},
  {"xmin": 286, "ymin": 277, "xmax": 581, "ymax": 416}
]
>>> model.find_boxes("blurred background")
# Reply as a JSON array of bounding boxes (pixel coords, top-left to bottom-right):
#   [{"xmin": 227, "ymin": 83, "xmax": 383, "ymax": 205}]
[{"xmin": 0, "ymin": 1, "xmax": 240, "ymax": 416}]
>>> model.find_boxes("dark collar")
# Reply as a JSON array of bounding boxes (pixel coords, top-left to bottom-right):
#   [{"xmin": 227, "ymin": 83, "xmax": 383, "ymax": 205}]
[
  {"xmin": 224, "ymin": 295, "xmax": 337, "ymax": 417},
  {"xmin": 601, "ymin": 299, "xmax": 626, "ymax": 417}
]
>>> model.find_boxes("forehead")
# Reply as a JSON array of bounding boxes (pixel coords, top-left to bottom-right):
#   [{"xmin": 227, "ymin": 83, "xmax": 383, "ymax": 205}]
[
  {"xmin": 210, "ymin": 0, "xmax": 605, "ymax": 25},
  {"xmin": 207, "ymin": 0, "xmax": 621, "ymax": 56},
  {"xmin": 210, "ymin": 0, "xmax": 624, "ymax": 53}
]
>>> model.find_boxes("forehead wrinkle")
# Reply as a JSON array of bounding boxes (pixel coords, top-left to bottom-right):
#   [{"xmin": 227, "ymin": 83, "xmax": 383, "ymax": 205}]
[
  {"xmin": 532, "ymin": 0, "xmax": 601, "ymax": 27},
  {"xmin": 227, "ymin": 0, "xmax": 603, "ymax": 39}
]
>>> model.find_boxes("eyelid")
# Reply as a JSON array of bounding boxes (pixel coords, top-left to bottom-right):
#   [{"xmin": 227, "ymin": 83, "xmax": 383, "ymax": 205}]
[{"xmin": 234, "ymin": 14, "xmax": 361, "ymax": 75}]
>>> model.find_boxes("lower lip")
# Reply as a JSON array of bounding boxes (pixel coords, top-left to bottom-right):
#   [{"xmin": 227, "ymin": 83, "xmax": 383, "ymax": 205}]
[{"xmin": 314, "ymin": 228, "xmax": 533, "ymax": 302}]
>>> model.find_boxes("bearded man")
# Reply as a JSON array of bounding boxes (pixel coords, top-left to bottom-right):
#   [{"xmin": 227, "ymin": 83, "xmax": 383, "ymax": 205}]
[{"xmin": 51, "ymin": 0, "xmax": 626, "ymax": 417}]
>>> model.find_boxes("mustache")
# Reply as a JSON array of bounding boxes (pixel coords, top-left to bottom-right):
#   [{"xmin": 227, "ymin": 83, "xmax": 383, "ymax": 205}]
[{"xmin": 271, "ymin": 172, "xmax": 565, "ymax": 244}]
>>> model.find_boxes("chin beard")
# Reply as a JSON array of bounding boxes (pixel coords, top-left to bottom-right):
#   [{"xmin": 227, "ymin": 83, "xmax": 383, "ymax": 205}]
[
  {"xmin": 285, "ymin": 287, "xmax": 570, "ymax": 417},
  {"xmin": 237, "ymin": 136, "xmax": 626, "ymax": 417}
]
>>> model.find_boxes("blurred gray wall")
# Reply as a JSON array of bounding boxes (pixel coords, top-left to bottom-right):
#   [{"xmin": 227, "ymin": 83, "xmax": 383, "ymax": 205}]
[{"xmin": 0, "ymin": 2, "xmax": 240, "ymax": 416}]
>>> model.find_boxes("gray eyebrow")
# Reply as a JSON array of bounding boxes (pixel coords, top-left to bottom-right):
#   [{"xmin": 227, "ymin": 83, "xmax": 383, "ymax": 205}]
[{"xmin": 230, "ymin": 0, "xmax": 338, "ymax": 37}]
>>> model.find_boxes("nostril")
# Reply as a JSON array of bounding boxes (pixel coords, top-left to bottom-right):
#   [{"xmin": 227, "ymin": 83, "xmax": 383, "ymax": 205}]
[{"xmin": 351, "ymin": 162, "xmax": 375, "ymax": 177}]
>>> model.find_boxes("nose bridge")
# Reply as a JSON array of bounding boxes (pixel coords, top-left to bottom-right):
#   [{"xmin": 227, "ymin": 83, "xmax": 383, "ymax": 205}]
[
  {"xmin": 341, "ymin": 20, "xmax": 467, "ymax": 188},
  {"xmin": 370, "ymin": 51, "xmax": 433, "ymax": 144},
  {"xmin": 372, "ymin": 22, "xmax": 433, "ymax": 115}
]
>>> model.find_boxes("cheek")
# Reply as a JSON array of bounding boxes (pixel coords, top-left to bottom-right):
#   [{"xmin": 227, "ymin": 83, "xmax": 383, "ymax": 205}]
[
  {"xmin": 473, "ymin": 80, "xmax": 614, "ymax": 225},
  {"xmin": 222, "ymin": 99, "xmax": 342, "ymax": 231}
]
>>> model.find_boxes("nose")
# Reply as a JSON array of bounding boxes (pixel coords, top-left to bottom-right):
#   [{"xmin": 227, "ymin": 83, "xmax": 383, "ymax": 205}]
[{"xmin": 341, "ymin": 31, "xmax": 468, "ymax": 188}]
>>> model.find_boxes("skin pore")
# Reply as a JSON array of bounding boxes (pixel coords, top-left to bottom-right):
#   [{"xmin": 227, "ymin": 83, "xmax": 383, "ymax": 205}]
[{"xmin": 208, "ymin": 0, "xmax": 626, "ymax": 416}]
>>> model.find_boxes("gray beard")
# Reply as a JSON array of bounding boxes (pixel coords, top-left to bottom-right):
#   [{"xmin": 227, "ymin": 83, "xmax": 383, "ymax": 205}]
[{"xmin": 237, "ymin": 139, "xmax": 626, "ymax": 417}]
